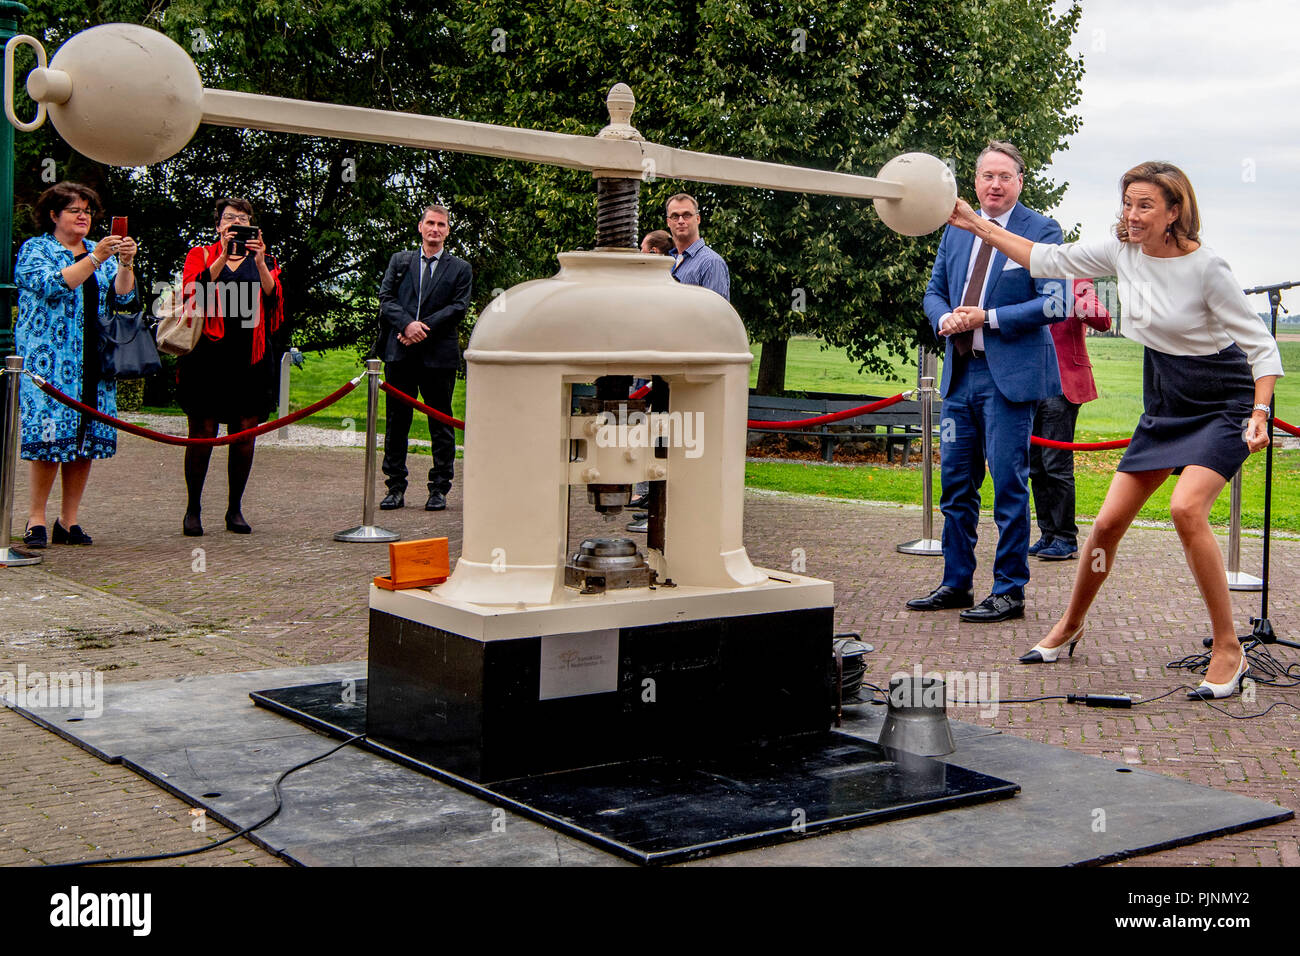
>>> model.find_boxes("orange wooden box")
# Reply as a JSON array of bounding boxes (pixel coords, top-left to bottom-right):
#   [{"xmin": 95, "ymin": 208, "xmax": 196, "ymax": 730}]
[{"xmin": 373, "ymin": 537, "xmax": 450, "ymax": 590}]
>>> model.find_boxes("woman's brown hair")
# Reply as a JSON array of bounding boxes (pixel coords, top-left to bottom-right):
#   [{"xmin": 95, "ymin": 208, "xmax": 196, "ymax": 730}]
[
  {"xmin": 1115, "ymin": 161, "xmax": 1201, "ymax": 249},
  {"xmin": 33, "ymin": 182, "xmax": 101, "ymax": 231}
]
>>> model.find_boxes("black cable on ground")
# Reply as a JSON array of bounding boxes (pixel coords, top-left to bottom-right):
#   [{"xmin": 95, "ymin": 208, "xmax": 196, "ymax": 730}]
[
  {"xmin": 847, "ymin": 674, "xmax": 1296, "ymax": 718},
  {"xmin": 43, "ymin": 733, "xmax": 366, "ymax": 868},
  {"xmin": 1169, "ymin": 643, "xmax": 1300, "ymax": 689}
]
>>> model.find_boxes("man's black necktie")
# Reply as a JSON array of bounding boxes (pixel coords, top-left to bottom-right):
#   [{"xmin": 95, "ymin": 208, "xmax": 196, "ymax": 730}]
[
  {"xmin": 416, "ymin": 254, "xmax": 437, "ymax": 322},
  {"xmin": 954, "ymin": 233, "xmax": 993, "ymax": 356}
]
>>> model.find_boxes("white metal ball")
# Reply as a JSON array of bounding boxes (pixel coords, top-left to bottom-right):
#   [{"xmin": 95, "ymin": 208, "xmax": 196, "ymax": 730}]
[
  {"xmin": 42, "ymin": 23, "xmax": 203, "ymax": 166},
  {"xmin": 873, "ymin": 152, "xmax": 958, "ymax": 236}
]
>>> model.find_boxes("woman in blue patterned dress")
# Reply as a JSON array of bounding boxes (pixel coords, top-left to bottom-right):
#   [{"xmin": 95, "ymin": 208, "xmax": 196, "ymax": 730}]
[{"xmin": 13, "ymin": 182, "xmax": 138, "ymax": 547}]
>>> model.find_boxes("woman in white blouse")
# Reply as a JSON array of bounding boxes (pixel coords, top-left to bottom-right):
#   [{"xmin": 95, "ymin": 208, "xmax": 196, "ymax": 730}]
[{"xmin": 943, "ymin": 161, "xmax": 1281, "ymax": 700}]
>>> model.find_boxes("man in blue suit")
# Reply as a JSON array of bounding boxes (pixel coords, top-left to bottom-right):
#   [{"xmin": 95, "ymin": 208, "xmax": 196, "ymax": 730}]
[{"xmin": 907, "ymin": 141, "xmax": 1065, "ymax": 622}]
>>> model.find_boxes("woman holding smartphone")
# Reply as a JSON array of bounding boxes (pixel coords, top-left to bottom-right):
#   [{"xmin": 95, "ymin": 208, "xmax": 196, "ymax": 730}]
[
  {"xmin": 13, "ymin": 181, "xmax": 138, "ymax": 548},
  {"xmin": 176, "ymin": 196, "xmax": 284, "ymax": 536},
  {"xmin": 942, "ymin": 161, "xmax": 1281, "ymax": 701}
]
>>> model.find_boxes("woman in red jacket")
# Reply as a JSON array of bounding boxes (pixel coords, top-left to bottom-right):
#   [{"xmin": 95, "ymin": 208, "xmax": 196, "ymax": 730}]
[{"xmin": 177, "ymin": 197, "xmax": 284, "ymax": 536}]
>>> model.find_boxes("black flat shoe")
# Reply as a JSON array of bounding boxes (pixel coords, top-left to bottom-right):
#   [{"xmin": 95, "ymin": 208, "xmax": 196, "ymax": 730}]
[
  {"xmin": 905, "ymin": 585, "xmax": 974, "ymax": 611},
  {"xmin": 225, "ymin": 512, "xmax": 252, "ymax": 534},
  {"xmin": 52, "ymin": 519, "xmax": 92, "ymax": 545},
  {"xmin": 22, "ymin": 524, "xmax": 47, "ymax": 549},
  {"xmin": 183, "ymin": 513, "xmax": 204, "ymax": 537}
]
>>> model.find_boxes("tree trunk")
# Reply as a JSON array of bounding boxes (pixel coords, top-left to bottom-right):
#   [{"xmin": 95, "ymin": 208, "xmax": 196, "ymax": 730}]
[{"xmin": 756, "ymin": 338, "xmax": 788, "ymax": 395}]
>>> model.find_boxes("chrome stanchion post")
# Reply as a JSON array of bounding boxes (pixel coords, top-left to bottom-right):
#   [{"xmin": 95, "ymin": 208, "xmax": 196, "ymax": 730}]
[
  {"xmin": 1226, "ymin": 465, "xmax": 1261, "ymax": 591},
  {"xmin": 277, "ymin": 349, "xmax": 292, "ymax": 421},
  {"xmin": 898, "ymin": 346, "xmax": 942, "ymax": 555},
  {"xmin": 334, "ymin": 358, "xmax": 399, "ymax": 543},
  {"xmin": 0, "ymin": 356, "xmax": 42, "ymax": 566}
]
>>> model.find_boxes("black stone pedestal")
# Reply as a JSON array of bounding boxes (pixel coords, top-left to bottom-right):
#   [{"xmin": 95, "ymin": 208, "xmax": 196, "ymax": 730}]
[
  {"xmin": 252, "ymin": 679, "xmax": 1021, "ymax": 865},
  {"xmin": 244, "ymin": 601, "xmax": 1022, "ymax": 863},
  {"xmin": 365, "ymin": 605, "xmax": 833, "ymax": 782}
]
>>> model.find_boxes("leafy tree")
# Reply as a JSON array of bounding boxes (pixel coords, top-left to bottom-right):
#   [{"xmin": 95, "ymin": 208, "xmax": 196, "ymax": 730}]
[
  {"xmin": 433, "ymin": 0, "xmax": 1084, "ymax": 391},
  {"xmin": 11, "ymin": 0, "xmax": 486, "ymax": 356},
  {"xmin": 9, "ymin": 0, "xmax": 1083, "ymax": 396}
]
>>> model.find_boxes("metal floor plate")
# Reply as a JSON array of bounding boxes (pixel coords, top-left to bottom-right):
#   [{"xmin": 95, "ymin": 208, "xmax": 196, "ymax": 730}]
[{"xmin": 5, "ymin": 663, "xmax": 1291, "ymax": 866}]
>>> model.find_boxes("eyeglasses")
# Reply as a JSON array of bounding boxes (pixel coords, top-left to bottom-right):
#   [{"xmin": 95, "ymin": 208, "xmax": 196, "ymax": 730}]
[
  {"xmin": 978, "ymin": 172, "xmax": 1020, "ymax": 185},
  {"xmin": 220, "ymin": 213, "xmax": 252, "ymax": 224},
  {"xmin": 63, "ymin": 207, "xmax": 91, "ymax": 217},
  {"xmin": 667, "ymin": 211, "xmax": 697, "ymax": 221}
]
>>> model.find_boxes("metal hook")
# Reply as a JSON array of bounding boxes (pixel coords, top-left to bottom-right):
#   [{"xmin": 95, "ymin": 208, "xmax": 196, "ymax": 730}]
[{"xmin": 4, "ymin": 34, "xmax": 49, "ymax": 132}]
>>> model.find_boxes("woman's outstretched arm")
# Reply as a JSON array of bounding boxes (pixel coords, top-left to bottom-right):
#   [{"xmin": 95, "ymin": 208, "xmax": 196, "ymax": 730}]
[{"xmin": 947, "ymin": 198, "xmax": 1035, "ymax": 268}]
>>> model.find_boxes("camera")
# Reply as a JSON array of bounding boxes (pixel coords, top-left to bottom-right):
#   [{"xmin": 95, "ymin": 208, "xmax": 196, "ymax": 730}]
[{"xmin": 227, "ymin": 224, "xmax": 259, "ymax": 256}]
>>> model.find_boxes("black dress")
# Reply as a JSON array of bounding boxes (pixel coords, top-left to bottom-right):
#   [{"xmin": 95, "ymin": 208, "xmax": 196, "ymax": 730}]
[
  {"xmin": 1118, "ymin": 344, "xmax": 1256, "ymax": 480},
  {"xmin": 177, "ymin": 256, "xmax": 277, "ymax": 422}
]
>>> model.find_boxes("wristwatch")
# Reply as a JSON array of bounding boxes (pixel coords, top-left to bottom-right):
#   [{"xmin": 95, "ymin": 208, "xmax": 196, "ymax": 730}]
[{"xmin": 1252, "ymin": 403, "xmax": 1271, "ymax": 415}]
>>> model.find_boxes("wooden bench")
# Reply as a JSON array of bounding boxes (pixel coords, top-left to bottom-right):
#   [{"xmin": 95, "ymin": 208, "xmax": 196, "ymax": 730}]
[{"xmin": 746, "ymin": 390, "xmax": 940, "ymax": 464}]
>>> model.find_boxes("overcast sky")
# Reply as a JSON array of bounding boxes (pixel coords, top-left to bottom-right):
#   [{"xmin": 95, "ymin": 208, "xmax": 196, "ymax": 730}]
[{"xmin": 1045, "ymin": 0, "xmax": 1300, "ymax": 297}]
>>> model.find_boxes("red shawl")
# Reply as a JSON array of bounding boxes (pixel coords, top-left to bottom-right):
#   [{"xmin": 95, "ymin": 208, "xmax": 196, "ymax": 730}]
[{"xmin": 182, "ymin": 241, "xmax": 285, "ymax": 363}]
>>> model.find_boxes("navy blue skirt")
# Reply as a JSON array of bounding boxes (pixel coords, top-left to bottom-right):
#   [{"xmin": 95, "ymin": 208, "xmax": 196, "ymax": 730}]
[{"xmin": 1118, "ymin": 345, "xmax": 1255, "ymax": 480}]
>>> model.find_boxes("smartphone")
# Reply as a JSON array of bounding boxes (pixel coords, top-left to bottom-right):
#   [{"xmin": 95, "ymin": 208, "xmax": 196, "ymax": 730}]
[
  {"xmin": 111, "ymin": 216, "xmax": 128, "ymax": 237},
  {"xmin": 227, "ymin": 224, "xmax": 259, "ymax": 256}
]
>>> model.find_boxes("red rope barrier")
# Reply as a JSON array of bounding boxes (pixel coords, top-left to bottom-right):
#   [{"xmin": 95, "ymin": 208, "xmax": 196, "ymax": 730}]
[
  {"xmin": 28, "ymin": 372, "xmax": 360, "ymax": 446},
  {"xmin": 380, "ymin": 381, "xmax": 465, "ymax": 429},
  {"xmin": 23, "ymin": 363, "xmax": 1295, "ymax": 450},
  {"xmin": 1030, "ymin": 435, "xmax": 1131, "ymax": 450},
  {"xmin": 747, "ymin": 392, "xmax": 909, "ymax": 429}
]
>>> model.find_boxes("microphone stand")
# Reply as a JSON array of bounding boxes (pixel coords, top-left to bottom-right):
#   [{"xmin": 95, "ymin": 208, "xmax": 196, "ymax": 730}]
[{"xmin": 1237, "ymin": 280, "xmax": 1300, "ymax": 653}]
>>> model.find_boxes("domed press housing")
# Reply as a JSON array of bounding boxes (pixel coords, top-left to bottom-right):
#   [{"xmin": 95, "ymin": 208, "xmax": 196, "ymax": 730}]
[{"xmin": 439, "ymin": 250, "xmax": 767, "ymax": 608}]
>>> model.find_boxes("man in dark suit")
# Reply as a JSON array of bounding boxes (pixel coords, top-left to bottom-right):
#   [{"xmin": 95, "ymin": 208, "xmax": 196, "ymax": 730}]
[
  {"xmin": 377, "ymin": 204, "xmax": 473, "ymax": 511},
  {"xmin": 907, "ymin": 141, "xmax": 1065, "ymax": 622}
]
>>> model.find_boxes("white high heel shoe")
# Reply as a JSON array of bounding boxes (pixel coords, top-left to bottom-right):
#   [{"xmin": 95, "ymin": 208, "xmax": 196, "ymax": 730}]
[
  {"xmin": 1187, "ymin": 650, "xmax": 1251, "ymax": 700},
  {"xmin": 1019, "ymin": 623, "xmax": 1085, "ymax": 664}
]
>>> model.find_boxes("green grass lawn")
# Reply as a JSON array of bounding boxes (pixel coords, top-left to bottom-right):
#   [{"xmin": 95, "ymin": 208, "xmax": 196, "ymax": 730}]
[
  {"xmin": 752, "ymin": 336, "xmax": 1300, "ymax": 439},
  {"xmin": 285, "ymin": 351, "xmax": 467, "ymax": 447},
  {"xmin": 746, "ymin": 336, "xmax": 1300, "ymax": 532},
  {"xmin": 141, "ymin": 350, "xmax": 465, "ymax": 456}
]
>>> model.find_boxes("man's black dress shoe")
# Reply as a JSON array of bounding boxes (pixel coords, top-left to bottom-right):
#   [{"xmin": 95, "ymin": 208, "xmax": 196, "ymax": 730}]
[
  {"xmin": 425, "ymin": 492, "xmax": 447, "ymax": 512},
  {"xmin": 379, "ymin": 491, "xmax": 404, "ymax": 510},
  {"xmin": 906, "ymin": 586, "xmax": 974, "ymax": 611},
  {"xmin": 960, "ymin": 593, "xmax": 1025, "ymax": 623}
]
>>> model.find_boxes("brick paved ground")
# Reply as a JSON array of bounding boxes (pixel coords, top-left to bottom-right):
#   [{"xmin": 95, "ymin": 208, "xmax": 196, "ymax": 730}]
[{"xmin": 2, "ymin": 435, "xmax": 1297, "ymax": 866}]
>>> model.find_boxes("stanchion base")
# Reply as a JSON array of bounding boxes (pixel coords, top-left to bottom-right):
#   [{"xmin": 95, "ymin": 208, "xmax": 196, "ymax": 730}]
[
  {"xmin": 1226, "ymin": 572, "xmax": 1263, "ymax": 592},
  {"xmin": 334, "ymin": 525, "xmax": 400, "ymax": 543},
  {"xmin": 897, "ymin": 538, "xmax": 943, "ymax": 556},
  {"xmin": 0, "ymin": 546, "xmax": 43, "ymax": 566}
]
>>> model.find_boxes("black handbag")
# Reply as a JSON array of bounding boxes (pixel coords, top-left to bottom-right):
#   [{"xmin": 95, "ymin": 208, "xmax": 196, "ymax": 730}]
[{"xmin": 98, "ymin": 307, "xmax": 163, "ymax": 379}]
